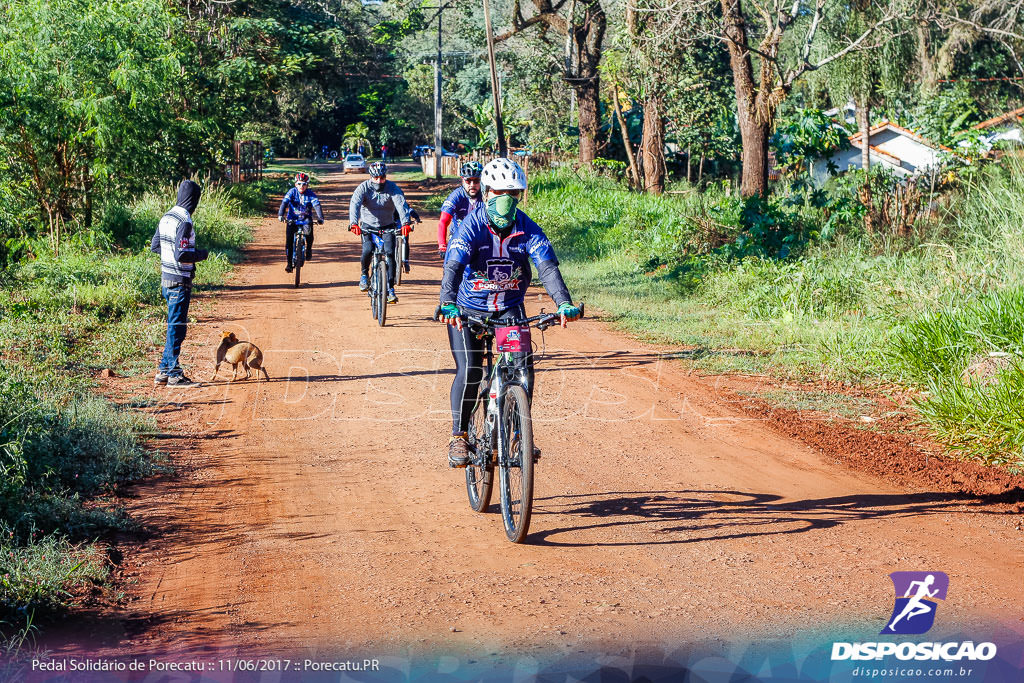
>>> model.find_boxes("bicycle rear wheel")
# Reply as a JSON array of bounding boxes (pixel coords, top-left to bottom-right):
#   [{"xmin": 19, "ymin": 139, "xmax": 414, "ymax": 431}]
[
  {"xmin": 375, "ymin": 257, "xmax": 387, "ymax": 327},
  {"xmin": 394, "ymin": 236, "xmax": 404, "ymax": 286},
  {"xmin": 497, "ymin": 384, "xmax": 534, "ymax": 543},
  {"xmin": 465, "ymin": 394, "xmax": 494, "ymax": 513}
]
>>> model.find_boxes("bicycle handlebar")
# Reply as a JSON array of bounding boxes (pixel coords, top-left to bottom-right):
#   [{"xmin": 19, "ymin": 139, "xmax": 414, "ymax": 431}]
[
  {"xmin": 361, "ymin": 226, "xmax": 401, "ymax": 235},
  {"xmin": 433, "ymin": 303, "xmax": 584, "ymax": 332}
]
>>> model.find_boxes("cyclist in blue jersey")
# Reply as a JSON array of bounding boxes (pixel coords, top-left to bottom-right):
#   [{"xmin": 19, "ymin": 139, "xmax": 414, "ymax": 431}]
[
  {"xmin": 436, "ymin": 161, "xmax": 484, "ymax": 259},
  {"xmin": 278, "ymin": 172, "xmax": 325, "ymax": 273},
  {"xmin": 436, "ymin": 158, "xmax": 581, "ymax": 467}
]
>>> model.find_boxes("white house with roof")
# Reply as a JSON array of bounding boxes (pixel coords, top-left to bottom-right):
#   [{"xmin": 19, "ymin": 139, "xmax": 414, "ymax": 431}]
[
  {"xmin": 812, "ymin": 121, "xmax": 952, "ymax": 186},
  {"xmin": 971, "ymin": 106, "xmax": 1024, "ymax": 152}
]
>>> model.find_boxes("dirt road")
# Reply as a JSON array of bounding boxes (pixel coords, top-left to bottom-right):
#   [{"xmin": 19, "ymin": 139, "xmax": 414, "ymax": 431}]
[{"xmin": 65, "ymin": 165, "xmax": 1024, "ymax": 659}]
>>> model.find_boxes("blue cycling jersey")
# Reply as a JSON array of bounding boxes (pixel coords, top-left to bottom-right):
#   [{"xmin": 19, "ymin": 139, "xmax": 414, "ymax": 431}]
[
  {"xmin": 278, "ymin": 187, "xmax": 323, "ymax": 222},
  {"xmin": 445, "ymin": 204, "xmax": 558, "ymax": 312},
  {"xmin": 440, "ymin": 186, "xmax": 482, "ymax": 223}
]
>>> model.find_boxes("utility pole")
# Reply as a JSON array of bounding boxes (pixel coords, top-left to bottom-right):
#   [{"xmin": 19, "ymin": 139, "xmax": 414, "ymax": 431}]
[
  {"xmin": 433, "ymin": 8, "xmax": 443, "ymax": 179},
  {"xmin": 481, "ymin": 0, "xmax": 507, "ymax": 157}
]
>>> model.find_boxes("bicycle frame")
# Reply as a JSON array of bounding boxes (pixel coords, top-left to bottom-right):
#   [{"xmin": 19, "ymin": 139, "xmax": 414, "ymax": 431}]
[{"xmin": 463, "ymin": 312, "xmax": 552, "ymax": 468}]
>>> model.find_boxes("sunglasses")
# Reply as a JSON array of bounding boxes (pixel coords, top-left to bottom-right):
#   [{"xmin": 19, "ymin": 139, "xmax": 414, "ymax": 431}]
[{"xmin": 296, "ymin": 181, "xmax": 309, "ymax": 186}]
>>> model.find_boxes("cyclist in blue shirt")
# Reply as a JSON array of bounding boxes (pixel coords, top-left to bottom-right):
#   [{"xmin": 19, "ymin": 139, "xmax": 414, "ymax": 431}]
[
  {"xmin": 278, "ymin": 172, "xmax": 324, "ymax": 273},
  {"xmin": 436, "ymin": 158, "xmax": 581, "ymax": 467},
  {"xmin": 436, "ymin": 161, "xmax": 484, "ymax": 259}
]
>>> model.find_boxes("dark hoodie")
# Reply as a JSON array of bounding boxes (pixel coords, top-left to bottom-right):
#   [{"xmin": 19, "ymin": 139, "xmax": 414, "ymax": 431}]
[
  {"xmin": 176, "ymin": 179, "xmax": 201, "ymax": 214},
  {"xmin": 151, "ymin": 180, "xmax": 208, "ymax": 284}
]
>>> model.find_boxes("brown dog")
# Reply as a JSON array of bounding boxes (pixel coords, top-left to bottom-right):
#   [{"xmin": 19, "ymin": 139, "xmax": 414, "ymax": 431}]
[{"xmin": 212, "ymin": 331, "xmax": 269, "ymax": 381}]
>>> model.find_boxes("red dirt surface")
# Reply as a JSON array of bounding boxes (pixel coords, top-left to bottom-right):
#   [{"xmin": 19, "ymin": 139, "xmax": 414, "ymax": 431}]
[{"xmin": 42, "ymin": 164, "xmax": 1024, "ymax": 661}]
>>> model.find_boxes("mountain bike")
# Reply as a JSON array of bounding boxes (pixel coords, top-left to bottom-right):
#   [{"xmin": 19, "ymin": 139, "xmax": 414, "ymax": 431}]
[
  {"xmin": 393, "ymin": 215, "xmax": 420, "ymax": 286},
  {"xmin": 436, "ymin": 304, "xmax": 583, "ymax": 543},
  {"xmin": 289, "ymin": 212, "xmax": 314, "ymax": 288},
  {"xmin": 365, "ymin": 226, "xmax": 398, "ymax": 327}
]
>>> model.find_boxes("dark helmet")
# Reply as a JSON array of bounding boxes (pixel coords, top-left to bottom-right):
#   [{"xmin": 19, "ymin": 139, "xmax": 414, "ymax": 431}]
[
  {"xmin": 294, "ymin": 172, "xmax": 310, "ymax": 184},
  {"xmin": 460, "ymin": 161, "xmax": 484, "ymax": 178},
  {"xmin": 369, "ymin": 161, "xmax": 387, "ymax": 177}
]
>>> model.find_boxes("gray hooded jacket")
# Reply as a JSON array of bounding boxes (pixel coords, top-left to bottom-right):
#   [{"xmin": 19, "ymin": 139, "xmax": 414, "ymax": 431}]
[{"xmin": 349, "ymin": 179, "xmax": 411, "ymax": 229}]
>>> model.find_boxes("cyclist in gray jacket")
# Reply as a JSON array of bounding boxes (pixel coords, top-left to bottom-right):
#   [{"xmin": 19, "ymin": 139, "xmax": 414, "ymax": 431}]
[{"xmin": 348, "ymin": 161, "xmax": 413, "ymax": 303}]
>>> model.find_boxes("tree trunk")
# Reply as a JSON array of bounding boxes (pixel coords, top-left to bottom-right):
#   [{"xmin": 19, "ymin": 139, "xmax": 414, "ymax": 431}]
[
  {"xmin": 570, "ymin": 2, "xmax": 606, "ymax": 164},
  {"xmin": 698, "ymin": 155, "xmax": 705, "ymax": 185},
  {"xmin": 916, "ymin": 23, "xmax": 938, "ymax": 95},
  {"xmin": 640, "ymin": 96, "xmax": 665, "ymax": 194},
  {"xmin": 857, "ymin": 101, "xmax": 873, "ymax": 233},
  {"xmin": 574, "ymin": 71, "xmax": 601, "ymax": 163},
  {"xmin": 612, "ymin": 86, "xmax": 640, "ymax": 189},
  {"xmin": 721, "ymin": 0, "xmax": 771, "ymax": 197},
  {"xmin": 686, "ymin": 145, "xmax": 691, "ymax": 183},
  {"xmin": 858, "ymin": 101, "xmax": 870, "ymax": 174},
  {"xmin": 737, "ymin": 113, "xmax": 770, "ymax": 197}
]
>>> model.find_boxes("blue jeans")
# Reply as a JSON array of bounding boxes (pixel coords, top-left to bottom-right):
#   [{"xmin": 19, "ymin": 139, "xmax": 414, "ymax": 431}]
[{"xmin": 159, "ymin": 282, "xmax": 192, "ymax": 375}]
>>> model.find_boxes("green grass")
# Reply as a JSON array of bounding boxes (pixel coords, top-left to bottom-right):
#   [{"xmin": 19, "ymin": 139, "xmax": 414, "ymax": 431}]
[
  {"xmin": 0, "ymin": 176, "xmax": 277, "ymax": 634},
  {"xmin": 527, "ymin": 161, "xmax": 1024, "ymax": 470},
  {"xmin": 740, "ymin": 389, "xmax": 877, "ymax": 420}
]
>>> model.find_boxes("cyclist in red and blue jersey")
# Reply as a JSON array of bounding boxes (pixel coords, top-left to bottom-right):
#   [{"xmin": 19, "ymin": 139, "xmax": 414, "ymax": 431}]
[
  {"xmin": 436, "ymin": 161, "xmax": 484, "ymax": 259},
  {"xmin": 436, "ymin": 158, "xmax": 581, "ymax": 467},
  {"xmin": 278, "ymin": 172, "xmax": 324, "ymax": 273}
]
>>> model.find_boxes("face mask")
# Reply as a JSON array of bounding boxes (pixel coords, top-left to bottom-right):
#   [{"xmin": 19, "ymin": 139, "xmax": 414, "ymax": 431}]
[
  {"xmin": 371, "ymin": 178, "xmax": 385, "ymax": 190},
  {"xmin": 486, "ymin": 194, "xmax": 519, "ymax": 230}
]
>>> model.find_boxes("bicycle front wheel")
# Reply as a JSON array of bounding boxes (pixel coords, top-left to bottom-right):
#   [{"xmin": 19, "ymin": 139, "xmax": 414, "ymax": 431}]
[
  {"xmin": 466, "ymin": 394, "xmax": 494, "ymax": 513},
  {"xmin": 394, "ymin": 236, "xmax": 404, "ymax": 286},
  {"xmin": 375, "ymin": 258, "xmax": 387, "ymax": 327},
  {"xmin": 369, "ymin": 263, "xmax": 379, "ymax": 319},
  {"xmin": 293, "ymin": 235, "xmax": 303, "ymax": 288},
  {"xmin": 497, "ymin": 384, "xmax": 534, "ymax": 543}
]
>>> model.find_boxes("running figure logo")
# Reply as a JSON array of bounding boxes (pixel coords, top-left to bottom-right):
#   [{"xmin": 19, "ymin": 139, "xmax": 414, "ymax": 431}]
[{"xmin": 881, "ymin": 571, "xmax": 949, "ymax": 635}]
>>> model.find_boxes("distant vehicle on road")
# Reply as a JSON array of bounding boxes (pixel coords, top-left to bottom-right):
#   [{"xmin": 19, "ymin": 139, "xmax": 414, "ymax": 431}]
[
  {"xmin": 343, "ymin": 154, "xmax": 367, "ymax": 174},
  {"xmin": 412, "ymin": 145, "xmax": 458, "ymax": 160}
]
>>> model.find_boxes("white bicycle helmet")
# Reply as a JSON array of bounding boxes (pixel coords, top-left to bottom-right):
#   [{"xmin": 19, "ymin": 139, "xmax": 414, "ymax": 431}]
[{"xmin": 481, "ymin": 158, "xmax": 527, "ymax": 191}]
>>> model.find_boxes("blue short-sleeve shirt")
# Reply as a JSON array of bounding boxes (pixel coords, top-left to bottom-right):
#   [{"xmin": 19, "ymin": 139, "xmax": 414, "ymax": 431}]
[{"xmin": 440, "ymin": 186, "xmax": 482, "ymax": 223}]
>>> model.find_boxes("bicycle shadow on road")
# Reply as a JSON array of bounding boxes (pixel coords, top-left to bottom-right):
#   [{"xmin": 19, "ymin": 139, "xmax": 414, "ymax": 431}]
[{"xmin": 526, "ymin": 488, "xmax": 1023, "ymax": 547}]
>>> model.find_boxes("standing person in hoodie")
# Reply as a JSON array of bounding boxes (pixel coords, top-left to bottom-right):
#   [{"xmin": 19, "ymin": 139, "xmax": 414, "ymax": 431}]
[{"xmin": 150, "ymin": 180, "xmax": 208, "ymax": 387}]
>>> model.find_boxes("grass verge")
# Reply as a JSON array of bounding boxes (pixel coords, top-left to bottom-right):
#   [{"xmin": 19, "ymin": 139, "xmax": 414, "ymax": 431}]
[
  {"xmin": 0, "ymin": 174, "xmax": 288, "ymax": 640},
  {"xmin": 526, "ymin": 162, "xmax": 1024, "ymax": 471}
]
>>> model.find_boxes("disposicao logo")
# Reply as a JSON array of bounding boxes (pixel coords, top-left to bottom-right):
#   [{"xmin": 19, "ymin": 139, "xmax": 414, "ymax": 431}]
[
  {"xmin": 831, "ymin": 571, "xmax": 997, "ymax": 663},
  {"xmin": 882, "ymin": 571, "xmax": 949, "ymax": 635}
]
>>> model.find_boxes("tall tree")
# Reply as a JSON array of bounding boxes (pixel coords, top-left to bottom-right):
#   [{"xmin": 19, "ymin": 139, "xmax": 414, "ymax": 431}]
[
  {"xmin": 672, "ymin": 0, "xmax": 904, "ymax": 196},
  {"xmin": 496, "ymin": 0, "xmax": 608, "ymax": 163}
]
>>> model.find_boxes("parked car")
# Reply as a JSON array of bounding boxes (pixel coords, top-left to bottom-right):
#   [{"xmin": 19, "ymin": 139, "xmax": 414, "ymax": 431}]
[
  {"xmin": 343, "ymin": 153, "xmax": 367, "ymax": 173},
  {"xmin": 412, "ymin": 145, "xmax": 458, "ymax": 159}
]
